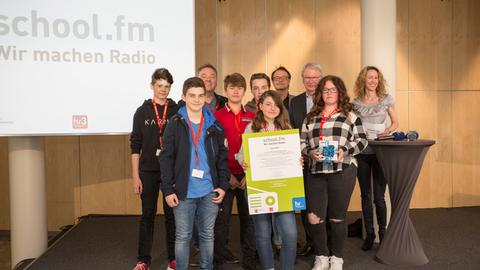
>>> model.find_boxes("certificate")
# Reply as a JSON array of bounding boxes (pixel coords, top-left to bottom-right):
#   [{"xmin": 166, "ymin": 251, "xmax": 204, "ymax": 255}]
[{"xmin": 242, "ymin": 129, "xmax": 306, "ymax": 214}]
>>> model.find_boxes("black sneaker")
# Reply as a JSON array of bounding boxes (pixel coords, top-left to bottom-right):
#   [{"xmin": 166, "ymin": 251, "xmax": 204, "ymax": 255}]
[{"xmin": 223, "ymin": 249, "xmax": 240, "ymax": 264}]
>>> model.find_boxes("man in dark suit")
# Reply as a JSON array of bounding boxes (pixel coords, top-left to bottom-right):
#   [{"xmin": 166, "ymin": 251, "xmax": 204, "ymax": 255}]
[{"xmin": 288, "ymin": 62, "xmax": 323, "ymax": 256}]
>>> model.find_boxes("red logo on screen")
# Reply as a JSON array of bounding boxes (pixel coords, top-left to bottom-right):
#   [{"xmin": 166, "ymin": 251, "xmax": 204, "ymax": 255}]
[{"xmin": 72, "ymin": 115, "xmax": 88, "ymax": 129}]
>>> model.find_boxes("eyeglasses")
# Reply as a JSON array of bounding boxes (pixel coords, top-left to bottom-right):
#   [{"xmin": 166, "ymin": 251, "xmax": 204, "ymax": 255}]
[
  {"xmin": 322, "ymin": 87, "xmax": 338, "ymax": 94},
  {"xmin": 272, "ymin": 76, "xmax": 290, "ymax": 81}
]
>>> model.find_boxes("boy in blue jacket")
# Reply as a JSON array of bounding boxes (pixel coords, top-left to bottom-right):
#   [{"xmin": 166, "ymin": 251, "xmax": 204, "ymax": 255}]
[{"xmin": 160, "ymin": 77, "xmax": 230, "ymax": 270}]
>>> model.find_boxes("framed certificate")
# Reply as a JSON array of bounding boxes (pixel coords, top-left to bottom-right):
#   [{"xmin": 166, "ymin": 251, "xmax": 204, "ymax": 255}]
[{"xmin": 242, "ymin": 129, "xmax": 306, "ymax": 214}]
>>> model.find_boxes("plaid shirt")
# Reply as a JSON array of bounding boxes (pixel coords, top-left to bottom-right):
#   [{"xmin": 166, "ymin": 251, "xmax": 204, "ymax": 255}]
[{"xmin": 300, "ymin": 111, "xmax": 368, "ymax": 174}]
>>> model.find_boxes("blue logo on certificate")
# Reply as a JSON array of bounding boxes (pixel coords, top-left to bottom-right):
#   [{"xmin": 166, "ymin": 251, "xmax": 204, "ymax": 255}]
[{"xmin": 292, "ymin": 197, "xmax": 306, "ymax": 210}]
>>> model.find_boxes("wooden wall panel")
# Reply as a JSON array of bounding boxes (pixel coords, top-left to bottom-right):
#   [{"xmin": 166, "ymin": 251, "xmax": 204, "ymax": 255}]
[
  {"xmin": 44, "ymin": 137, "xmax": 80, "ymax": 230},
  {"xmin": 408, "ymin": 0, "xmax": 452, "ymax": 91},
  {"xmin": 452, "ymin": 92, "xmax": 480, "ymax": 206},
  {"xmin": 195, "ymin": 0, "xmax": 218, "ymax": 71},
  {"xmin": 79, "ymin": 136, "xmax": 127, "ymax": 215},
  {"xmin": 315, "ymin": 0, "xmax": 361, "ymax": 93},
  {"xmin": 266, "ymin": 0, "xmax": 316, "ymax": 94},
  {"xmin": 396, "ymin": 91, "xmax": 410, "ymax": 132},
  {"xmin": 408, "ymin": 92, "xmax": 453, "ymax": 208},
  {"xmin": 347, "ymin": 182, "xmax": 361, "ymax": 211},
  {"xmin": 452, "ymin": 0, "xmax": 480, "ymax": 90},
  {"xmin": 396, "ymin": 0, "xmax": 409, "ymax": 91},
  {"xmin": 0, "ymin": 138, "xmax": 10, "ymax": 230},
  {"xmin": 217, "ymin": 0, "xmax": 267, "ymax": 103}
]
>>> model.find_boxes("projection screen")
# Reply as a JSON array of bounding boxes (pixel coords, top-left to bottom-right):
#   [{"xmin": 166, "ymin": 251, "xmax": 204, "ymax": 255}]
[{"xmin": 0, "ymin": 0, "xmax": 195, "ymax": 135}]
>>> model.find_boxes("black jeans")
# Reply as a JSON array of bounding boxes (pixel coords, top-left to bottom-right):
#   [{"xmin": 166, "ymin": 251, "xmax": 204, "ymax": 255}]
[
  {"xmin": 300, "ymin": 168, "xmax": 313, "ymax": 248},
  {"xmin": 138, "ymin": 171, "xmax": 175, "ymax": 264},
  {"xmin": 214, "ymin": 173, "xmax": 256, "ymax": 269},
  {"xmin": 305, "ymin": 165, "xmax": 357, "ymax": 257},
  {"xmin": 357, "ymin": 154, "xmax": 387, "ymax": 235}
]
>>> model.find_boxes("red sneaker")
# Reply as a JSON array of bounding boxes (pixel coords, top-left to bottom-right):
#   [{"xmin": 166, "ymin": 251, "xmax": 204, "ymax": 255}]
[
  {"xmin": 167, "ymin": 260, "xmax": 176, "ymax": 270},
  {"xmin": 133, "ymin": 261, "xmax": 150, "ymax": 270}
]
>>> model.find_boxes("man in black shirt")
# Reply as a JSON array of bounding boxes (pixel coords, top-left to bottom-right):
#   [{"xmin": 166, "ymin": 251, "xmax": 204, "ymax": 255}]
[{"xmin": 271, "ymin": 66, "xmax": 294, "ymax": 110}]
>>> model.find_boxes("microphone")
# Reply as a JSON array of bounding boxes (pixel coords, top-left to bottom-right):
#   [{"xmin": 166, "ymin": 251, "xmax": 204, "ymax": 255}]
[
  {"xmin": 393, "ymin": 131, "xmax": 406, "ymax": 140},
  {"xmin": 406, "ymin": 130, "xmax": 419, "ymax": 141},
  {"xmin": 375, "ymin": 131, "xmax": 405, "ymax": 141},
  {"xmin": 375, "ymin": 134, "xmax": 394, "ymax": 141}
]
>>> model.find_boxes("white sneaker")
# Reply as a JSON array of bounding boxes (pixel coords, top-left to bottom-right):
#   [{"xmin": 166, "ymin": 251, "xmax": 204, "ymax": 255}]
[
  {"xmin": 329, "ymin": 256, "xmax": 343, "ymax": 270},
  {"xmin": 312, "ymin": 255, "xmax": 329, "ymax": 270}
]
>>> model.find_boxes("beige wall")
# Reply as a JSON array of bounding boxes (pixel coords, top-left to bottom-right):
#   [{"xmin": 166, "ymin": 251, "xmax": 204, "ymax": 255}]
[
  {"xmin": 1, "ymin": 0, "xmax": 479, "ymax": 231},
  {"xmin": 396, "ymin": 0, "xmax": 480, "ymax": 208}
]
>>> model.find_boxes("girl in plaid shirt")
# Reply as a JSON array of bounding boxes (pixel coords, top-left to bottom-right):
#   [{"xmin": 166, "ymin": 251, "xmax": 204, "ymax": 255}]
[{"xmin": 300, "ymin": 75, "xmax": 367, "ymax": 270}]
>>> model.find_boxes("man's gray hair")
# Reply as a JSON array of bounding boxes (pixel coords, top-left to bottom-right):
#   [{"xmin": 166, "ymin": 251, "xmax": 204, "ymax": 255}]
[{"xmin": 301, "ymin": 62, "xmax": 323, "ymax": 77}]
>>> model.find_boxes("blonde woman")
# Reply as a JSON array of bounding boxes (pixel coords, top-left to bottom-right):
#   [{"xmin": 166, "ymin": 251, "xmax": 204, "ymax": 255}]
[{"xmin": 352, "ymin": 66, "xmax": 398, "ymax": 250}]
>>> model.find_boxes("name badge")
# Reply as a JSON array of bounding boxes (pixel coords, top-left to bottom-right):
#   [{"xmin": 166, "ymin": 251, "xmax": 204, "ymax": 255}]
[
  {"xmin": 156, "ymin": 149, "xmax": 161, "ymax": 156},
  {"xmin": 192, "ymin": 168, "xmax": 204, "ymax": 179}
]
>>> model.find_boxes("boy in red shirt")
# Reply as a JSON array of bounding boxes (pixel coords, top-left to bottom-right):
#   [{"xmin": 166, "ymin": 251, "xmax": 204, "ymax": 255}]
[{"xmin": 214, "ymin": 73, "xmax": 257, "ymax": 270}]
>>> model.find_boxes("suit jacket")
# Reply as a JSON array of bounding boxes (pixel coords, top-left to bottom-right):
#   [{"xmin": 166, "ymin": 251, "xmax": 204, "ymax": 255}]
[{"xmin": 288, "ymin": 92, "xmax": 307, "ymax": 130}]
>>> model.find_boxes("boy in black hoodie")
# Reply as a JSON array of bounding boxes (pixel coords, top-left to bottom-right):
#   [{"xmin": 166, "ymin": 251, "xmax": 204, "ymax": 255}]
[{"xmin": 131, "ymin": 68, "xmax": 179, "ymax": 270}]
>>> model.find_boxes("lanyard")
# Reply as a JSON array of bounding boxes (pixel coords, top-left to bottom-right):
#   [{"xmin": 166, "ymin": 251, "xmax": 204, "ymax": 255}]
[
  {"xmin": 187, "ymin": 113, "xmax": 204, "ymax": 168},
  {"xmin": 234, "ymin": 111, "xmax": 242, "ymax": 132},
  {"xmin": 318, "ymin": 108, "xmax": 338, "ymax": 141},
  {"xmin": 227, "ymin": 103, "xmax": 243, "ymax": 132},
  {"xmin": 152, "ymin": 99, "xmax": 169, "ymax": 149}
]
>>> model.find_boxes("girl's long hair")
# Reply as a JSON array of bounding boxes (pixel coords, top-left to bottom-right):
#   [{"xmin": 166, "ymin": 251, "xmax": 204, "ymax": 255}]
[
  {"xmin": 305, "ymin": 75, "xmax": 352, "ymax": 123},
  {"xmin": 251, "ymin": 90, "xmax": 291, "ymax": 132}
]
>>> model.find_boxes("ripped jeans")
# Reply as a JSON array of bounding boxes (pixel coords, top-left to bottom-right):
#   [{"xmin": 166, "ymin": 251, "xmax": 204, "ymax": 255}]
[{"xmin": 305, "ymin": 165, "xmax": 357, "ymax": 257}]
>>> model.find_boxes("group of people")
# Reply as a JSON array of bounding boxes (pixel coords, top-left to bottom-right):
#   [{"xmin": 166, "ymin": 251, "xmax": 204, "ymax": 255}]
[{"xmin": 130, "ymin": 63, "xmax": 398, "ymax": 270}]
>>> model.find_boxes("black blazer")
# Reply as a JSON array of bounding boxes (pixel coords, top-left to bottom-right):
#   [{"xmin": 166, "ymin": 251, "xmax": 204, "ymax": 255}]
[{"xmin": 288, "ymin": 92, "xmax": 308, "ymax": 130}]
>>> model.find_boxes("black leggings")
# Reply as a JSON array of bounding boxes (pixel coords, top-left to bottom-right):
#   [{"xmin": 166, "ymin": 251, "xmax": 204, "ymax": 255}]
[
  {"xmin": 138, "ymin": 171, "xmax": 175, "ymax": 264},
  {"xmin": 305, "ymin": 165, "xmax": 357, "ymax": 257},
  {"xmin": 357, "ymin": 154, "xmax": 387, "ymax": 235}
]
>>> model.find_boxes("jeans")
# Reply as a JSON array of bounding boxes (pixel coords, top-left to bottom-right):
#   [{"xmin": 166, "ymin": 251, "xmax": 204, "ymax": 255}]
[
  {"xmin": 305, "ymin": 165, "xmax": 357, "ymax": 257},
  {"xmin": 357, "ymin": 154, "xmax": 387, "ymax": 235},
  {"xmin": 137, "ymin": 171, "xmax": 175, "ymax": 265},
  {"xmin": 253, "ymin": 212, "xmax": 297, "ymax": 270},
  {"xmin": 214, "ymin": 173, "xmax": 256, "ymax": 268},
  {"xmin": 173, "ymin": 192, "xmax": 219, "ymax": 270}
]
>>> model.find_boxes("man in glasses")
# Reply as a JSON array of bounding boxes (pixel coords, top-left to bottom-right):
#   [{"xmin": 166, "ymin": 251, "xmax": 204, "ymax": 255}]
[
  {"xmin": 271, "ymin": 66, "xmax": 294, "ymax": 111},
  {"xmin": 289, "ymin": 62, "xmax": 323, "ymax": 257}
]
